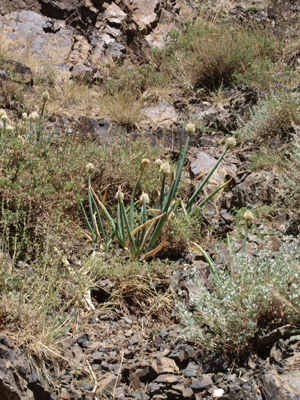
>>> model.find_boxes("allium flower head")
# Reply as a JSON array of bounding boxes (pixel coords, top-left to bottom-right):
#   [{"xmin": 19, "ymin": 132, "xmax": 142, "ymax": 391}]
[
  {"xmin": 22, "ymin": 112, "xmax": 28, "ymax": 121},
  {"xmin": 1, "ymin": 114, "xmax": 8, "ymax": 122},
  {"xmin": 244, "ymin": 210, "xmax": 254, "ymax": 223},
  {"xmin": 226, "ymin": 137, "xmax": 236, "ymax": 149},
  {"xmin": 29, "ymin": 111, "xmax": 39, "ymax": 122},
  {"xmin": 86, "ymin": 163, "xmax": 95, "ymax": 173},
  {"xmin": 155, "ymin": 159, "xmax": 163, "ymax": 167},
  {"xmin": 42, "ymin": 91, "xmax": 50, "ymax": 103},
  {"xmin": 139, "ymin": 192, "xmax": 150, "ymax": 204},
  {"xmin": 6, "ymin": 125, "xmax": 13, "ymax": 133},
  {"xmin": 186, "ymin": 122, "xmax": 195, "ymax": 136},
  {"xmin": 160, "ymin": 162, "xmax": 171, "ymax": 176},
  {"xmin": 141, "ymin": 158, "xmax": 150, "ymax": 166},
  {"xmin": 115, "ymin": 190, "xmax": 124, "ymax": 201},
  {"xmin": 0, "ymin": 109, "xmax": 6, "ymax": 118}
]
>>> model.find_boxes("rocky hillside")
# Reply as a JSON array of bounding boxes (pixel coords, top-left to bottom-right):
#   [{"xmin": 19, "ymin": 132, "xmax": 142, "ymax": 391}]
[{"xmin": 1, "ymin": 0, "xmax": 300, "ymax": 399}]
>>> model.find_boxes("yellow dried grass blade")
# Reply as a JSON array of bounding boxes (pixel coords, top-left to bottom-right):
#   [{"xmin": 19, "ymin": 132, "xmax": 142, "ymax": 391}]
[
  {"xmin": 125, "ymin": 213, "xmax": 166, "ymax": 248},
  {"xmin": 144, "ymin": 212, "xmax": 174, "ymax": 260}
]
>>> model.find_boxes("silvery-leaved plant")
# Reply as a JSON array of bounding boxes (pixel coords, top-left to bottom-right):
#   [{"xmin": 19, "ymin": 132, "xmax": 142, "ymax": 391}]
[{"xmin": 178, "ymin": 239, "xmax": 300, "ymax": 353}]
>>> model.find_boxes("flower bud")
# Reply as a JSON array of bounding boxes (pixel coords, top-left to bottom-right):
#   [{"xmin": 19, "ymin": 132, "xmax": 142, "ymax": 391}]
[
  {"xmin": 160, "ymin": 162, "xmax": 171, "ymax": 176},
  {"xmin": 155, "ymin": 159, "xmax": 163, "ymax": 167},
  {"xmin": 0, "ymin": 109, "xmax": 6, "ymax": 118},
  {"xmin": 139, "ymin": 192, "xmax": 150, "ymax": 204},
  {"xmin": 6, "ymin": 125, "xmax": 13, "ymax": 133},
  {"xmin": 1, "ymin": 114, "xmax": 8, "ymax": 122},
  {"xmin": 22, "ymin": 112, "xmax": 28, "ymax": 121},
  {"xmin": 42, "ymin": 91, "xmax": 50, "ymax": 103},
  {"xmin": 86, "ymin": 163, "xmax": 95, "ymax": 173},
  {"xmin": 29, "ymin": 111, "xmax": 39, "ymax": 122},
  {"xmin": 244, "ymin": 210, "xmax": 254, "ymax": 223},
  {"xmin": 115, "ymin": 191, "xmax": 124, "ymax": 201},
  {"xmin": 141, "ymin": 158, "xmax": 150, "ymax": 166},
  {"xmin": 226, "ymin": 137, "xmax": 236, "ymax": 149},
  {"xmin": 186, "ymin": 122, "xmax": 195, "ymax": 136}
]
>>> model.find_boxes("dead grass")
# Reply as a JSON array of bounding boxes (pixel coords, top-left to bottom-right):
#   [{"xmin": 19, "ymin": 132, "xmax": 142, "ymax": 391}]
[{"xmin": 99, "ymin": 90, "xmax": 144, "ymax": 128}]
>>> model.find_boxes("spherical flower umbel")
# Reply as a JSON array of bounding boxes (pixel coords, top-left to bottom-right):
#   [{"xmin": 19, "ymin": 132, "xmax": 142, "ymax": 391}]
[
  {"xmin": 6, "ymin": 125, "xmax": 13, "ymax": 133},
  {"xmin": 0, "ymin": 109, "xmax": 6, "ymax": 118},
  {"xmin": 160, "ymin": 162, "xmax": 171, "ymax": 176},
  {"xmin": 22, "ymin": 112, "xmax": 28, "ymax": 121},
  {"xmin": 1, "ymin": 114, "xmax": 8, "ymax": 122},
  {"xmin": 226, "ymin": 137, "xmax": 236, "ymax": 149},
  {"xmin": 186, "ymin": 122, "xmax": 195, "ymax": 136},
  {"xmin": 86, "ymin": 163, "xmax": 95, "ymax": 173},
  {"xmin": 141, "ymin": 158, "xmax": 150, "ymax": 166},
  {"xmin": 155, "ymin": 159, "xmax": 163, "ymax": 167},
  {"xmin": 29, "ymin": 111, "xmax": 39, "ymax": 122},
  {"xmin": 42, "ymin": 91, "xmax": 50, "ymax": 103},
  {"xmin": 139, "ymin": 192, "xmax": 150, "ymax": 204},
  {"xmin": 244, "ymin": 210, "xmax": 254, "ymax": 224}
]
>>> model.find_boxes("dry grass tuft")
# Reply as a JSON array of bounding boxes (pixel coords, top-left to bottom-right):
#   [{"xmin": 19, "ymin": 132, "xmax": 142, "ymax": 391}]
[{"xmin": 100, "ymin": 91, "xmax": 143, "ymax": 128}]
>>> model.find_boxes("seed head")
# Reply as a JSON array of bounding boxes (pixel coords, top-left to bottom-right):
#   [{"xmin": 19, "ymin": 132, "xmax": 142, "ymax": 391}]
[
  {"xmin": 42, "ymin": 91, "xmax": 50, "ymax": 103},
  {"xmin": 22, "ymin": 112, "xmax": 28, "ymax": 121},
  {"xmin": 86, "ymin": 163, "xmax": 95, "ymax": 173},
  {"xmin": 160, "ymin": 162, "xmax": 171, "ymax": 176},
  {"xmin": 6, "ymin": 125, "xmax": 13, "ymax": 133},
  {"xmin": 226, "ymin": 137, "xmax": 236, "ymax": 149},
  {"xmin": 155, "ymin": 159, "xmax": 163, "ymax": 167},
  {"xmin": 244, "ymin": 210, "xmax": 254, "ymax": 223},
  {"xmin": 1, "ymin": 114, "xmax": 8, "ymax": 122},
  {"xmin": 186, "ymin": 122, "xmax": 195, "ymax": 136},
  {"xmin": 0, "ymin": 109, "xmax": 6, "ymax": 118},
  {"xmin": 139, "ymin": 192, "xmax": 150, "ymax": 204},
  {"xmin": 141, "ymin": 158, "xmax": 150, "ymax": 166},
  {"xmin": 115, "ymin": 191, "xmax": 124, "ymax": 201},
  {"xmin": 29, "ymin": 111, "xmax": 39, "ymax": 122}
]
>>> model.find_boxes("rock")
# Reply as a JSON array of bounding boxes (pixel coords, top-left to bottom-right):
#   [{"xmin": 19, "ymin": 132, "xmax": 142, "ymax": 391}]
[
  {"xmin": 96, "ymin": 373, "xmax": 118, "ymax": 396},
  {"xmin": 224, "ymin": 171, "xmax": 279, "ymax": 209},
  {"xmin": 3, "ymin": 60, "xmax": 33, "ymax": 85},
  {"xmin": 261, "ymin": 368, "xmax": 300, "ymax": 399},
  {"xmin": 130, "ymin": 0, "xmax": 160, "ymax": 34},
  {"xmin": 104, "ymin": 3, "xmax": 127, "ymax": 26},
  {"xmin": 71, "ymin": 64, "xmax": 94, "ymax": 82},
  {"xmin": 155, "ymin": 357, "xmax": 180, "ymax": 375},
  {"xmin": 0, "ymin": 336, "xmax": 34, "ymax": 400},
  {"xmin": 154, "ymin": 374, "xmax": 184, "ymax": 384},
  {"xmin": 184, "ymin": 361, "xmax": 201, "ymax": 377},
  {"xmin": 191, "ymin": 375, "xmax": 213, "ymax": 391},
  {"xmin": 189, "ymin": 150, "xmax": 236, "ymax": 187},
  {"xmin": 141, "ymin": 103, "xmax": 178, "ymax": 129}
]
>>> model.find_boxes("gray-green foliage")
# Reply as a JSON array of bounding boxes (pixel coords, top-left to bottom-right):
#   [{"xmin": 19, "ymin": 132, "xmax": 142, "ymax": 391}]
[
  {"xmin": 278, "ymin": 133, "xmax": 300, "ymax": 213},
  {"xmin": 177, "ymin": 241, "xmax": 300, "ymax": 353},
  {"xmin": 236, "ymin": 88, "xmax": 300, "ymax": 142}
]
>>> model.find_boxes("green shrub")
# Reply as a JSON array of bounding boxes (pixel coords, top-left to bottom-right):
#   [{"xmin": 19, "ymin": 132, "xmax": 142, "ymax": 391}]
[{"xmin": 177, "ymin": 241, "xmax": 300, "ymax": 354}]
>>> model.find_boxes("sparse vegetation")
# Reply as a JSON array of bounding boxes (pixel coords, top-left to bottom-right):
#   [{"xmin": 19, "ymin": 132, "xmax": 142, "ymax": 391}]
[
  {"xmin": 177, "ymin": 240, "xmax": 300, "ymax": 354},
  {"xmin": 1, "ymin": 5, "xmax": 300, "ymax": 379}
]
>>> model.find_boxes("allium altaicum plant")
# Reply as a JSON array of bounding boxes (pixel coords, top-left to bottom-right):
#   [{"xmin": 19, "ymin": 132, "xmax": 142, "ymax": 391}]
[
  {"xmin": 177, "ymin": 240, "xmax": 300, "ymax": 354},
  {"xmin": 80, "ymin": 158, "xmax": 170, "ymax": 259},
  {"xmin": 80, "ymin": 126, "xmax": 236, "ymax": 259}
]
